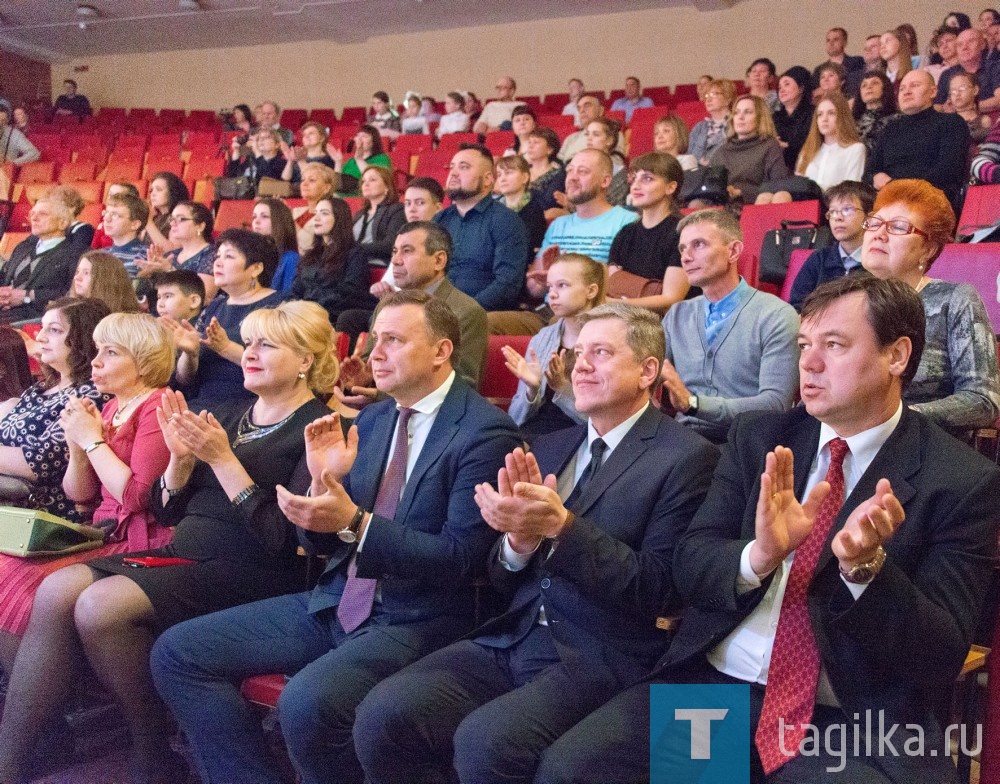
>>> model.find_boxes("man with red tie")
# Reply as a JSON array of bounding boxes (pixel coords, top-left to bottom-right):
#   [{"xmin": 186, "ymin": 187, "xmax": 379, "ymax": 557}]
[
  {"xmin": 535, "ymin": 274, "xmax": 1000, "ymax": 784},
  {"xmin": 150, "ymin": 290, "xmax": 521, "ymax": 784}
]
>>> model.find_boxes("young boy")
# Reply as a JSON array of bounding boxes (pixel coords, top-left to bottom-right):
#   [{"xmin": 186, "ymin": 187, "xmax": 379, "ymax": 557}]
[
  {"xmin": 154, "ymin": 269, "xmax": 205, "ymax": 324},
  {"xmin": 103, "ymin": 192, "xmax": 150, "ymax": 279},
  {"xmin": 788, "ymin": 180, "xmax": 876, "ymax": 312}
]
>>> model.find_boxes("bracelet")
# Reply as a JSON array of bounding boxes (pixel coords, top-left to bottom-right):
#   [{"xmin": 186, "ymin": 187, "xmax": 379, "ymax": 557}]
[
  {"xmin": 159, "ymin": 475, "xmax": 184, "ymax": 499},
  {"xmin": 230, "ymin": 483, "xmax": 260, "ymax": 508},
  {"xmin": 83, "ymin": 440, "xmax": 106, "ymax": 454}
]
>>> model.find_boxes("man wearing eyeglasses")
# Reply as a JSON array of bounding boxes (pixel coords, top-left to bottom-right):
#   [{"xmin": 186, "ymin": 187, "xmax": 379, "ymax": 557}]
[
  {"xmin": 864, "ymin": 70, "xmax": 969, "ymax": 206},
  {"xmin": 788, "ymin": 181, "xmax": 875, "ymax": 312},
  {"xmin": 473, "ymin": 76, "xmax": 526, "ymax": 134}
]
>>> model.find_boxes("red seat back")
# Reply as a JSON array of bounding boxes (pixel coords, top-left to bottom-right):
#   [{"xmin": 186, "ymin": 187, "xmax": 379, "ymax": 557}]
[
  {"xmin": 482, "ymin": 335, "xmax": 531, "ymax": 411},
  {"xmin": 930, "ymin": 243, "xmax": 1000, "ymax": 334},
  {"xmin": 215, "ymin": 200, "xmax": 256, "ymax": 232},
  {"xmin": 780, "ymin": 249, "xmax": 813, "ymax": 303},
  {"xmin": 958, "ymin": 185, "xmax": 1000, "ymax": 234}
]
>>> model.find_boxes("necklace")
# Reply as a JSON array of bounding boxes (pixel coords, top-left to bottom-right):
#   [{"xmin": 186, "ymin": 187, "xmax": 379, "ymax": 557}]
[
  {"xmin": 112, "ymin": 389, "xmax": 149, "ymax": 425},
  {"xmin": 232, "ymin": 404, "xmax": 296, "ymax": 448}
]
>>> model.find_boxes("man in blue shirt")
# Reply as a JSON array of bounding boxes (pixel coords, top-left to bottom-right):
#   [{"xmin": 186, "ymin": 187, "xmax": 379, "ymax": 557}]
[
  {"xmin": 610, "ymin": 77, "xmax": 654, "ymax": 122},
  {"xmin": 434, "ymin": 144, "xmax": 529, "ymax": 311}
]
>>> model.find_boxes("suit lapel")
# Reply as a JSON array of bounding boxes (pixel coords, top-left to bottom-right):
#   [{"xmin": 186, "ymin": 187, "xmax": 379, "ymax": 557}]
[
  {"xmin": 533, "ymin": 424, "xmax": 586, "ymax": 481},
  {"xmin": 394, "ymin": 382, "xmax": 466, "ymax": 519}
]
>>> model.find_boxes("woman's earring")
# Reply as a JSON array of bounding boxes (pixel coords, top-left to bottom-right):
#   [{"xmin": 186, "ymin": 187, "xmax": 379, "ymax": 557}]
[{"xmin": 297, "ymin": 371, "xmax": 306, "ymax": 380}]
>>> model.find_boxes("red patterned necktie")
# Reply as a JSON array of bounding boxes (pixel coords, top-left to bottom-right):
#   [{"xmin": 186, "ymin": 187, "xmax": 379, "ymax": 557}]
[
  {"xmin": 337, "ymin": 407, "xmax": 414, "ymax": 633},
  {"xmin": 755, "ymin": 437, "xmax": 850, "ymax": 774}
]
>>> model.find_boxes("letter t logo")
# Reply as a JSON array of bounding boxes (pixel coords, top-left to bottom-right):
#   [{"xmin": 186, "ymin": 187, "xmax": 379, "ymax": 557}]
[{"xmin": 675, "ymin": 708, "xmax": 729, "ymax": 759}]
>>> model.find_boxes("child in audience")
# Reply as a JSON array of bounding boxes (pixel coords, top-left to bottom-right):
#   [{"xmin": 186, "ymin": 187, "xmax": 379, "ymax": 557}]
[
  {"xmin": 788, "ymin": 180, "xmax": 875, "ymax": 311},
  {"xmin": 70, "ymin": 251, "xmax": 140, "ymax": 314},
  {"xmin": 91, "ymin": 182, "xmax": 142, "ymax": 249},
  {"xmin": 102, "ymin": 193, "xmax": 150, "ymax": 279},
  {"xmin": 154, "ymin": 270, "xmax": 206, "ymax": 325}
]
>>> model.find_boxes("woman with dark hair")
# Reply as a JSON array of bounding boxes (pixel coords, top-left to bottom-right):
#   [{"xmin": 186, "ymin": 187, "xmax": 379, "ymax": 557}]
[
  {"xmin": 353, "ymin": 166, "xmax": 406, "ymax": 267},
  {"xmin": 367, "ymin": 91, "xmax": 401, "ymax": 137},
  {"xmin": 507, "ymin": 105, "xmax": 538, "ymax": 155},
  {"xmin": 251, "ymin": 198, "xmax": 300, "ymax": 296},
  {"xmin": 944, "ymin": 11, "xmax": 973, "ymax": 31},
  {"xmin": 853, "ymin": 70, "xmax": 899, "ymax": 153},
  {"xmin": 0, "ymin": 328, "xmax": 32, "ymax": 403},
  {"xmin": 292, "ymin": 162, "xmax": 339, "ymax": 254},
  {"xmin": 138, "ymin": 201, "xmax": 216, "ymax": 301},
  {"xmin": 225, "ymin": 104, "xmax": 254, "ymax": 135},
  {"xmin": 522, "ymin": 127, "xmax": 566, "ymax": 219},
  {"xmin": 0, "ymin": 298, "xmax": 109, "ymax": 518},
  {"xmin": 861, "ymin": 178, "xmax": 1000, "ymax": 436},
  {"xmin": 772, "ymin": 66, "xmax": 813, "ymax": 171},
  {"xmin": 144, "ymin": 172, "xmax": 190, "ymax": 251},
  {"xmin": 0, "ymin": 302, "xmax": 334, "ymax": 784},
  {"xmin": 438, "ymin": 92, "xmax": 471, "ymax": 138},
  {"xmin": 70, "ymin": 251, "xmax": 141, "ymax": 313},
  {"xmin": 329, "ymin": 125, "xmax": 391, "ymax": 195},
  {"xmin": 163, "ymin": 229, "xmax": 282, "ymax": 412},
  {"xmin": 291, "ymin": 196, "xmax": 375, "ymax": 324}
]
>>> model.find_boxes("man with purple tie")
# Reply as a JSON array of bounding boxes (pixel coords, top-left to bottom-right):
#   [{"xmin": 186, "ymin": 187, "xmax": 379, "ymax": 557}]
[{"xmin": 150, "ymin": 290, "xmax": 520, "ymax": 784}]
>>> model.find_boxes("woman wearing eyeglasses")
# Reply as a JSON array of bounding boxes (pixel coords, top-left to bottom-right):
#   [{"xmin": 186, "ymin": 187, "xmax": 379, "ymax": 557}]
[
  {"xmin": 136, "ymin": 201, "xmax": 217, "ymax": 302},
  {"xmin": 861, "ymin": 178, "xmax": 1000, "ymax": 437}
]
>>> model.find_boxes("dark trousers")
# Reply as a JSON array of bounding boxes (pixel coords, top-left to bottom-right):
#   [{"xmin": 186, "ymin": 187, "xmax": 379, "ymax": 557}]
[
  {"xmin": 354, "ymin": 625, "xmax": 622, "ymax": 784},
  {"xmin": 534, "ymin": 659, "xmax": 898, "ymax": 784},
  {"xmin": 151, "ymin": 591, "xmax": 457, "ymax": 784}
]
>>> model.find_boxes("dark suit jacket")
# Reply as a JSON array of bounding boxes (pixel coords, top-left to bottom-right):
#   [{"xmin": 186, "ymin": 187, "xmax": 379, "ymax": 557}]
[
  {"xmin": 1, "ymin": 235, "xmax": 80, "ymax": 322},
  {"xmin": 304, "ymin": 378, "xmax": 521, "ymax": 628},
  {"xmin": 474, "ymin": 404, "xmax": 720, "ymax": 687},
  {"xmin": 658, "ymin": 406, "xmax": 1000, "ymax": 783},
  {"xmin": 353, "ymin": 201, "xmax": 406, "ymax": 265}
]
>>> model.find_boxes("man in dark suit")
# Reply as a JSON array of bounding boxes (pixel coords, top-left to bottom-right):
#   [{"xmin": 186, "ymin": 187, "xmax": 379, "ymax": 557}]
[
  {"xmin": 150, "ymin": 290, "xmax": 521, "ymax": 784},
  {"xmin": 354, "ymin": 302, "xmax": 719, "ymax": 784},
  {"xmin": 535, "ymin": 275, "xmax": 1000, "ymax": 784}
]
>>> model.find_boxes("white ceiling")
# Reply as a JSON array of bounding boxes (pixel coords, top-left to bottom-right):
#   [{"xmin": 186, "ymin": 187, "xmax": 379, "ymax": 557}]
[{"xmin": 0, "ymin": 0, "xmax": 740, "ymax": 61}]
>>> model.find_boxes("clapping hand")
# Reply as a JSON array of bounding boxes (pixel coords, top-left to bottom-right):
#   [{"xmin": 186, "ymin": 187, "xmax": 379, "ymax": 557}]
[
  {"xmin": 156, "ymin": 389, "xmax": 195, "ymax": 459},
  {"xmin": 163, "ymin": 406, "xmax": 234, "ymax": 466},
  {"xmin": 832, "ymin": 478, "xmax": 904, "ymax": 571},
  {"xmin": 304, "ymin": 413, "xmax": 359, "ymax": 488},
  {"xmin": 201, "ymin": 317, "xmax": 232, "ymax": 355},
  {"xmin": 502, "ymin": 345, "xmax": 542, "ymax": 391},
  {"xmin": 544, "ymin": 349, "xmax": 570, "ymax": 395},
  {"xmin": 160, "ymin": 317, "xmax": 201, "ymax": 355},
  {"xmin": 60, "ymin": 395, "xmax": 104, "ymax": 448}
]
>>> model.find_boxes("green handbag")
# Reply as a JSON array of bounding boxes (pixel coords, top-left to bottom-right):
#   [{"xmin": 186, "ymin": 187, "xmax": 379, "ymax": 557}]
[{"xmin": 0, "ymin": 506, "xmax": 104, "ymax": 558}]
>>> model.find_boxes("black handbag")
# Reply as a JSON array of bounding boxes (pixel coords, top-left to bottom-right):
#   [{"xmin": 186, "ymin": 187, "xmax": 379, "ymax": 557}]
[
  {"xmin": 757, "ymin": 175, "xmax": 824, "ymax": 202},
  {"xmin": 758, "ymin": 220, "xmax": 832, "ymax": 285},
  {"xmin": 213, "ymin": 176, "xmax": 254, "ymax": 201},
  {"xmin": 680, "ymin": 166, "xmax": 729, "ymax": 206}
]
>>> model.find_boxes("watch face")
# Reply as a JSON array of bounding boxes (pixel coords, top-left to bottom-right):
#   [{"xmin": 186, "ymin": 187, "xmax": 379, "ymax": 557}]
[{"xmin": 337, "ymin": 529, "xmax": 358, "ymax": 544}]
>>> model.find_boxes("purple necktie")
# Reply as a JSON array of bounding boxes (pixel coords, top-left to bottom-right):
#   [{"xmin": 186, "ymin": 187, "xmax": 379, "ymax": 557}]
[{"xmin": 337, "ymin": 407, "xmax": 414, "ymax": 633}]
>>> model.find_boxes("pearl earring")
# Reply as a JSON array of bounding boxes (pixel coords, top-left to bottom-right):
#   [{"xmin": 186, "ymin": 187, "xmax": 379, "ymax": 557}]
[{"xmin": 297, "ymin": 371, "xmax": 306, "ymax": 379}]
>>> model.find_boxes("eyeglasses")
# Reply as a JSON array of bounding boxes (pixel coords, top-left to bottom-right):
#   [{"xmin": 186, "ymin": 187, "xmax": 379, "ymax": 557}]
[
  {"xmin": 949, "ymin": 86, "xmax": 973, "ymax": 94},
  {"xmin": 704, "ymin": 91, "xmax": 724, "ymax": 98},
  {"xmin": 862, "ymin": 215, "xmax": 930, "ymax": 239},
  {"xmin": 825, "ymin": 206, "xmax": 861, "ymax": 219},
  {"xmin": 169, "ymin": 216, "xmax": 193, "ymax": 225}
]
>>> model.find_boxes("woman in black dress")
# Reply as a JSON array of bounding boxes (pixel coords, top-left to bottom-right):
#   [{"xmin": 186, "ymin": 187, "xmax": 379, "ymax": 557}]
[{"xmin": 0, "ymin": 300, "xmax": 338, "ymax": 784}]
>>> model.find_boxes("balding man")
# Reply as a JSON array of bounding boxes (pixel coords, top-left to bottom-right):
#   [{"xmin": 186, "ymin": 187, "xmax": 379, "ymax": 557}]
[
  {"xmin": 558, "ymin": 95, "xmax": 626, "ymax": 162},
  {"xmin": 865, "ymin": 69, "xmax": 969, "ymax": 205},
  {"xmin": 934, "ymin": 28, "xmax": 1000, "ymax": 110},
  {"xmin": 473, "ymin": 76, "xmax": 526, "ymax": 134},
  {"xmin": 259, "ymin": 100, "xmax": 294, "ymax": 146}
]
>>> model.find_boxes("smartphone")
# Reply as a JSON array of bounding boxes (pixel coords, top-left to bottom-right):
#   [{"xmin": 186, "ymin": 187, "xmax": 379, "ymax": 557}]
[{"xmin": 122, "ymin": 556, "xmax": 198, "ymax": 569}]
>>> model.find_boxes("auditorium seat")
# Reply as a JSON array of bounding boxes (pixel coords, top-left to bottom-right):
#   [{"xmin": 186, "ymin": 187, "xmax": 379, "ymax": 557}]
[
  {"xmin": 645, "ymin": 86, "xmax": 672, "ymax": 106},
  {"xmin": 185, "ymin": 157, "xmax": 225, "ymax": 182},
  {"xmin": 542, "ymin": 93, "xmax": 569, "ymax": 114},
  {"xmin": 77, "ymin": 202, "xmax": 102, "ymax": 228},
  {"xmin": 103, "ymin": 179, "xmax": 147, "ymax": 199},
  {"xmin": 672, "ymin": 83, "xmax": 700, "ymax": 103},
  {"xmin": 393, "ymin": 134, "xmax": 433, "ymax": 157},
  {"xmin": 191, "ymin": 179, "xmax": 214, "ymax": 207},
  {"xmin": 158, "ymin": 109, "xmax": 186, "ymax": 127},
  {"xmin": 96, "ymin": 107, "xmax": 127, "ymax": 123},
  {"xmin": 930, "ymin": 243, "xmax": 1000, "ymax": 334},
  {"xmin": 389, "ymin": 148, "xmax": 415, "ymax": 177},
  {"xmin": 482, "ymin": 335, "xmax": 531, "ymax": 411},
  {"xmin": 17, "ymin": 162, "xmax": 56, "ymax": 185},
  {"xmin": 215, "ymin": 200, "xmax": 256, "ymax": 232},
  {"xmin": 281, "ymin": 109, "xmax": 308, "ymax": 131},
  {"xmin": 186, "ymin": 109, "xmax": 220, "ymax": 127},
  {"xmin": 412, "ymin": 150, "xmax": 452, "ymax": 188},
  {"xmin": 779, "ymin": 248, "xmax": 812, "ymax": 303},
  {"xmin": 0, "ymin": 231, "xmax": 29, "ymax": 259},
  {"xmin": 672, "ymin": 101, "xmax": 705, "ymax": 131},
  {"xmin": 436, "ymin": 132, "xmax": 478, "ymax": 155},
  {"xmin": 958, "ymin": 185, "xmax": 1000, "ymax": 234},
  {"xmin": 309, "ymin": 109, "xmax": 338, "ymax": 128},
  {"xmin": 629, "ymin": 106, "xmax": 667, "ymax": 127},
  {"xmin": 72, "ymin": 181, "xmax": 104, "ymax": 204},
  {"xmin": 144, "ymin": 155, "xmax": 184, "ymax": 180},
  {"xmin": 736, "ymin": 248, "xmax": 759, "ymax": 288},
  {"xmin": 484, "ymin": 131, "xmax": 515, "ymax": 158},
  {"xmin": 606, "ymin": 110, "xmax": 626, "ymax": 127},
  {"xmin": 340, "ymin": 106, "xmax": 366, "ymax": 125},
  {"xmin": 739, "ymin": 200, "xmax": 822, "ymax": 293},
  {"xmin": 57, "ymin": 161, "xmax": 97, "ymax": 184},
  {"xmin": 149, "ymin": 132, "xmax": 182, "ymax": 151},
  {"xmin": 342, "ymin": 196, "xmax": 364, "ymax": 214}
]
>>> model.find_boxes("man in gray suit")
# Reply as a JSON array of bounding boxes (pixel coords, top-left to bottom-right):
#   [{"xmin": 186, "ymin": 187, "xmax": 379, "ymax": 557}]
[
  {"xmin": 660, "ymin": 209, "xmax": 800, "ymax": 443},
  {"xmin": 337, "ymin": 221, "xmax": 489, "ymax": 406}
]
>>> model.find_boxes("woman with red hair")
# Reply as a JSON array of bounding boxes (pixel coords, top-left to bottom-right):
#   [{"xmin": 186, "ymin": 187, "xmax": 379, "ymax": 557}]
[{"xmin": 861, "ymin": 178, "xmax": 1000, "ymax": 436}]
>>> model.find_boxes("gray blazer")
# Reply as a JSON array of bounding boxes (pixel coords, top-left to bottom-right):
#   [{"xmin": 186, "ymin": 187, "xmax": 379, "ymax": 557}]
[{"xmin": 662, "ymin": 287, "xmax": 799, "ymax": 442}]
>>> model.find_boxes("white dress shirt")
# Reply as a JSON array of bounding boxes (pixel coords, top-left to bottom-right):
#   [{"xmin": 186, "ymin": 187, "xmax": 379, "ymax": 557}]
[{"xmin": 706, "ymin": 403, "xmax": 903, "ymax": 705}]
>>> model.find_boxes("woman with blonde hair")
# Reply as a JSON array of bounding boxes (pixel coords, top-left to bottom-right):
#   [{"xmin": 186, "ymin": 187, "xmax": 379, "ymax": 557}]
[
  {"xmin": 881, "ymin": 29, "xmax": 913, "ymax": 84},
  {"xmin": 0, "ymin": 301, "xmax": 335, "ymax": 783},
  {"xmin": 688, "ymin": 79, "xmax": 735, "ymax": 166},
  {"xmin": 652, "ymin": 116, "xmax": 698, "ymax": 171},
  {"xmin": 503, "ymin": 254, "xmax": 605, "ymax": 439},
  {"xmin": 756, "ymin": 91, "xmax": 865, "ymax": 204},
  {"xmin": 707, "ymin": 94, "xmax": 789, "ymax": 205},
  {"xmin": 292, "ymin": 161, "xmax": 338, "ymax": 254},
  {"xmin": 70, "ymin": 251, "xmax": 140, "ymax": 313},
  {"xmin": 0, "ymin": 310, "xmax": 174, "ymax": 679}
]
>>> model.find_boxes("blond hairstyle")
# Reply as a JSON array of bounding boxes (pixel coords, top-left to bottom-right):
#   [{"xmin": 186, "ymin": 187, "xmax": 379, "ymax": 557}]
[
  {"xmin": 299, "ymin": 162, "xmax": 339, "ymax": 195},
  {"xmin": 240, "ymin": 300, "xmax": 340, "ymax": 393},
  {"xmin": 795, "ymin": 91, "xmax": 862, "ymax": 174},
  {"xmin": 654, "ymin": 116, "xmax": 690, "ymax": 155},
  {"xmin": 550, "ymin": 253, "xmax": 607, "ymax": 310},
  {"xmin": 726, "ymin": 95, "xmax": 778, "ymax": 140},
  {"xmin": 705, "ymin": 79, "xmax": 736, "ymax": 105},
  {"xmin": 93, "ymin": 313, "xmax": 176, "ymax": 388}
]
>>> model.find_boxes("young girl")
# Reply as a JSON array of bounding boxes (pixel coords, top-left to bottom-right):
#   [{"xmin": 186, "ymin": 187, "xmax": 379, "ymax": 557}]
[
  {"xmin": 948, "ymin": 71, "xmax": 992, "ymax": 142},
  {"xmin": 503, "ymin": 254, "xmax": 605, "ymax": 440},
  {"xmin": 71, "ymin": 251, "xmax": 140, "ymax": 314}
]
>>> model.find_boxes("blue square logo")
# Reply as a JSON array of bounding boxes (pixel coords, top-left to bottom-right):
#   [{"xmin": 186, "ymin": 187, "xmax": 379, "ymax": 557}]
[{"xmin": 650, "ymin": 684, "xmax": 750, "ymax": 783}]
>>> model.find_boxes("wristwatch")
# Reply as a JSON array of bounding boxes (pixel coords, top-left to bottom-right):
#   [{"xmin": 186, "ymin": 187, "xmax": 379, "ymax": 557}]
[
  {"xmin": 22, "ymin": 293, "xmax": 32, "ymax": 306},
  {"xmin": 337, "ymin": 506, "xmax": 367, "ymax": 543},
  {"xmin": 687, "ymin": 394, "xmax": 699, "ymax": 414},
  {"xmin": 840, "ymin": 546, "xmax": 886, "ymax": 584}
]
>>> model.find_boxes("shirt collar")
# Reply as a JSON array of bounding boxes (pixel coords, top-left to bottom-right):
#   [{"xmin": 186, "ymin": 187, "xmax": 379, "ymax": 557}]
[
  {"xmin": 817, "ymin": 401, "xmax": 903, "ymax": 476},
  {"xmin": 838, "ymin": 244, "xmax": 862, "ymax": 265},
  {"xmin": 706, "ymin": 278, "xmax": 751, "ymax": 316},
  {"xmin": 586, "ymin": 400, "xmax": 650, "ymax": 454},
  {"xmin": 34, "ymin": 237, "xmax": 65, "ymax": 254},
  {"xmin": 399, "ymin": 370, "xmax": 456, "ymax": 416}
]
